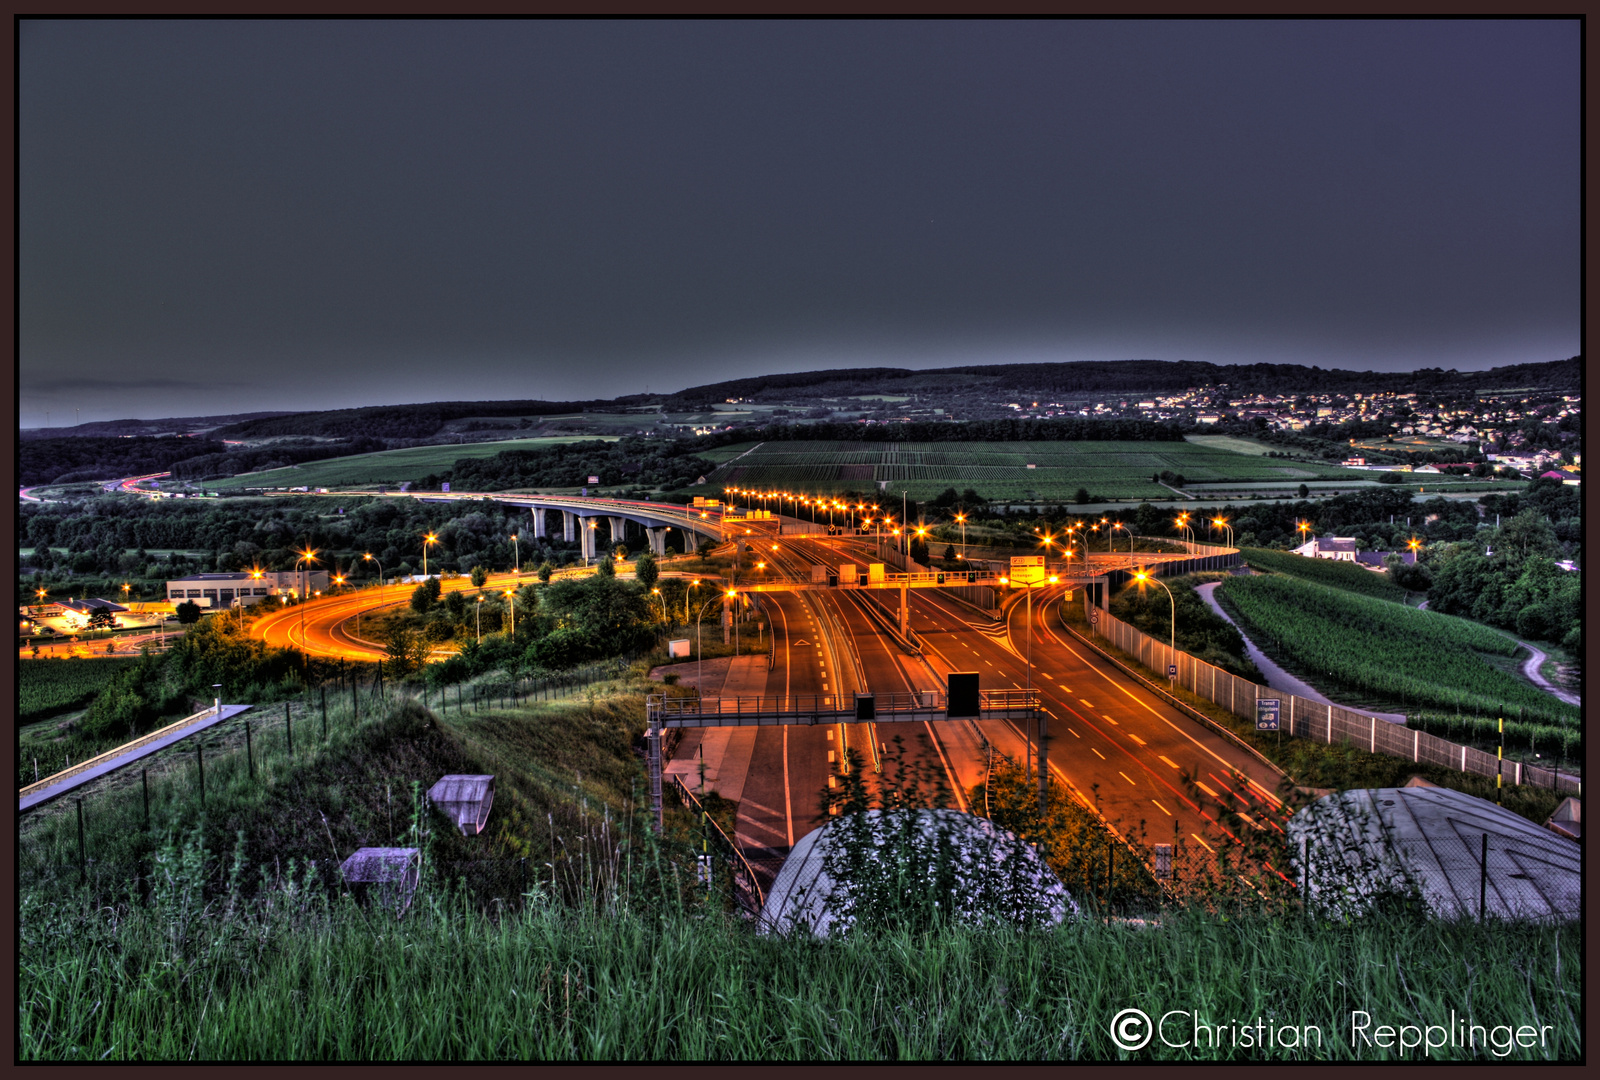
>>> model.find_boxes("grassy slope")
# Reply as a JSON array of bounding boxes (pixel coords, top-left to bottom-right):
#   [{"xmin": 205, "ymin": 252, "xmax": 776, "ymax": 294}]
[
  {"xmin": 204, "ymin": 436, "xmax": 621, "ymax": 490},
  {"xmin": 20, "ymin": 657, "xmax": 142, "ymax": 725}
]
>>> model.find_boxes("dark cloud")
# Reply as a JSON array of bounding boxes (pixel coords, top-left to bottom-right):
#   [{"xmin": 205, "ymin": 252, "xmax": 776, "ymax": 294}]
[{"xmin": 20, "ymin": 20, "xmax": 1579, "ymax": 424}]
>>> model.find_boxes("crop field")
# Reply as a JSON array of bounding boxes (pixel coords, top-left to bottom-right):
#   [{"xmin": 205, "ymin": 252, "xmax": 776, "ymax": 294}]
[
  {"xmin": 690, "ymin": 440, "xmax": 1366, "ymax": 502},
  {"xmin": 20, "ymin": 658, "xmax": 141, "ymax": 726},
  {"xmin": 1216, "ymin": 574, "xmax": 1577, "ymax": 727},
  {"xmin": 203, "ymin": 436, "xmax": 621, "ymax": 491},
  {"xmin": 1238, "ymin": 547, "xmax": 1408, "ymax": 601}
]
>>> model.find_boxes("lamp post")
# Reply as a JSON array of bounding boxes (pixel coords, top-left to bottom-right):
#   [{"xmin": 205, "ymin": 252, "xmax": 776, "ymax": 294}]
[
  {"xmin": 476, "ymin": 595, "xmax": 484, "ymax": 644},
  {"xmin": 1211, "ymin": 517, "xmax": 1234, "ymax": 548},
  {"xmin": 954, "ymin": 512, "xmax": 967, "ymax": 561},
  {"xmin": 294, "ymin": 548, "xmax": 319, "ymax": 649},
  {"xmin": 694, "ymin": 591, "xmax": 735, "ymax": 699},
  {"xmin": 510, "ymin": 533, "xmax": 520, "ymax": 576},
  {"xmin": 363, "ymin": 553, "xmax": 385, "ymax": 588},
  {"xmin": 504, "ymin": 589, "xmax": 515, "ymax": 640},
  {"xmin": 684, "ymin": 579, "xmax": 700, "ymax": 624},
  {"xmin": 422, "ymin": 533, "xmax": 439, "ymax": 580},
  {"xmin": 1134, "ymin": 568, "xmax": 1177, "ymax": 688},
  {"xmin": 1109, "ymin": 522, "xmax": 1130, "ymax": 555}
]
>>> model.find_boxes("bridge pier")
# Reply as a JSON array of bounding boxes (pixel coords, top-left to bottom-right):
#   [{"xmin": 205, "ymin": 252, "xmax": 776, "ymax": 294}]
[
  {"xmin": 561, "ymin": 510, "xmax": 577, "ymax": 543},
  {"xmin": 608, "ymin": 516, "xmax": 629, "ymax": 550},
  {"xmin": 531, "ymin": 507, "xmax": 546, "ymax": 539},
  {"xmin": 647, "ymin": 527, "xmax": 669, "ymax": 557},
  {"xmin": 579, "ymin": 517, "xmax": 599, "ymax": 562}
]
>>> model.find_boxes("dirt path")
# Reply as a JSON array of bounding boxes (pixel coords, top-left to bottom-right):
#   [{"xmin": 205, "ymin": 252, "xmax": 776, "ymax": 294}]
[
  {"xmin": 1195, "ymin": 581, "xmax": 1407, "ymax": 723},
  {"xmin": 1412, "ymin": 601, "xmax": 1577, "ymax": 707}
]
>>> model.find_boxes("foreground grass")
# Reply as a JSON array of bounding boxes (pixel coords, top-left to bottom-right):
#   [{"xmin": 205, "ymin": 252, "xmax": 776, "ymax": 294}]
[{"xmin": 18, "ymin": 883, "xmax": 1578, "ymax": 1060}]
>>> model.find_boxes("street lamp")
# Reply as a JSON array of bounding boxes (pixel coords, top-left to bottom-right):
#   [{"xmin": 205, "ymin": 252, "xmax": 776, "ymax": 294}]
[
  {"xmin": 510, "ymin": 533, "xmax": 520, "ymax": 576},
  {"xmin": 294, "ymin": 547, "xmax": 319, "ymax": 648},
  {"xmin": 1211, "ymin": 517, "xmax": 1234, "ymax": 548},
  {"xmin": 1134, "ymin": 568, "xmax": 1177, "ymax": 688},
  {"xmin": 422, "ymin": 533, "xmax": 439, "ymax": 579},
  {"xmin": 504, "ymin": 589, "xmax": 516, "ymax": 640},
  {"xmin": 1109, "ymin": 522, "xmax": 1130, "ymax": 554},
  {"xmin": 476, "ymin": 595, "xmax": 484, "ymax": 644},
  {"xmin": 363, "ymin": 553, "xmax": 385, "ymax": 588},
  {"xmin": 1295, "ymin": 520, "xmax": 1312, "ymax": 548},
  {"xmin": 684, "ymin": 579, "xmax": 701, "ymax": 624},
  {"xmin": 954, "ymin": 512, "xmax": 967, "ymax": 560},
  {"xmin": 695, "ymin": 590, "xmax": 737, "ymax": 699}
]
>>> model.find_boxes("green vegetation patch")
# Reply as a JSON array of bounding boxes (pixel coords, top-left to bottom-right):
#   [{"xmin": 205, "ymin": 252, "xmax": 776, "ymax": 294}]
[
  {"xmin": 19, "ymin": 657, "xmax": 142, "ymax": 726},
  {"xmin": 1217, "ymin": 575, "xmax": 1575, "ymax": 727},
  {"xmin": 1240, "ymin": 547, "xmax": 1407, "ymax": 601},
  {"xmin": 205, "ymin": 436, "xmax": 621, "ymax": 490}
]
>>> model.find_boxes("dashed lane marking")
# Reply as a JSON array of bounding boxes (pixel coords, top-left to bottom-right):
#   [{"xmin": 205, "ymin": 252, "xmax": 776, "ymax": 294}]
[
  {"xmin": 1158, "ymin": 755, "xmax": 1179, "ymax": 769},
  {"xmin": 1091, "ymin": 748, "xmax": 1106, "ymax": 759},
  {"xmin": 1079, "ymin": 699, "xmax": 1093, "ymax": 707},
  {"xmin": 1119, "ymin": 771, "xmax": 1137, "ymax": 786},
  {"xmin": 1152, "ymin": 799, "xmax": 1172, "ymax": 816},
  {"xmin": 1126, "ymin": 733, "xmax": 1146, "ymax": 746},
  {"xmin": 1068, "ymin": 728, "xmax": 1080, "ymax": 738},
  {"xmin": 1102, "ymin": 714, "xmax": 1119, "ymax": 726},
  {"xmin": 1191, "ymin": 834, "xmax": 1216, "ymax": 853},
  {"xmin": 1195, "ymin": 781, "xmax": 1218, "ymax": 798}
]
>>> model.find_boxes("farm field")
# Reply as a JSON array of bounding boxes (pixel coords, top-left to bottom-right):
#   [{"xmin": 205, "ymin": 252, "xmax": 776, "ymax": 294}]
[
  {"xmin": 1215, "ymin": 574, "xmax": 1577, "ymax": 728},
  {"xmin": 689, "ymin": 440, "xmax": 1368, "ymax": 502},
  {"xmin": 1238, "ymin": 547, "xmax": 1407, "ymax": 601},
  {"xmin": 20, "ymin": 658, "xmax": 142, "ymax": 726},
  {"xmin": 203, "ymin": 436, "xmax": 621, "ymax": 491}
]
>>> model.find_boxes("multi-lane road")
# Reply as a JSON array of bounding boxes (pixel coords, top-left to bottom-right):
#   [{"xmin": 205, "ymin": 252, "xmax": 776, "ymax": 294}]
[{"xmin": 243, "ymin": 519, "xmax": 1283, "ymax": 891}]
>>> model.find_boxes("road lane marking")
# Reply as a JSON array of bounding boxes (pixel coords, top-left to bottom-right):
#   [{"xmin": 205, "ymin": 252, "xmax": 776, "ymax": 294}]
[
  {"xmin": 1158, "ymin": 755, "xmax": 1179, "ymax": 769},
  {"xmin": 1191, "ymin": 833, "xmax": 1216, "ymax": 853},
  {"xmin": 1152, "ymin": 799, "xmax": 1172, "ymax": 816},
  {"xmin": 1195, "ymin": 781, "xmax": 1218, "ymax": 798},
  {"xmin": 1101, "ymin": 714, "xmax": 1119, "ymax": 726},
  {"xmin": 1126, "ymin": 733, "xmax": 1146, "ymax": 746},
  {"xmin": 1119, "ymin": 771, "xmax": 1136, "ymax": 786},
  {"xmin": 1068, "ymin": 727, "xmax": 1080, "ymax": 738},
  {"xmin": 1079, "ymin": 699, "xmax": 1093, "ymax": 707},
  {"xmin": 1091, "ymin": 747, "xmax": 1105, "ymax": 759},
  {"xmin": 1059, "ymin": 684, "xmax": 1072, "ymax": 692}
]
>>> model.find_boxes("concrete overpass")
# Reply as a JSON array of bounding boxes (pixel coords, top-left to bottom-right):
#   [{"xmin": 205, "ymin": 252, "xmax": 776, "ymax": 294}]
[{"xmin": 408, "ymin": 493, "xmax": 732, "ymax": 560}]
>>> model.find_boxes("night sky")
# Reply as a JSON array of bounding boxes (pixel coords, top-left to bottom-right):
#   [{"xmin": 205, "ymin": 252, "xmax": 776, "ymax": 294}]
[{"xmin": 20, "ymin": 20, "xmax": 1579, "ymax": 426}]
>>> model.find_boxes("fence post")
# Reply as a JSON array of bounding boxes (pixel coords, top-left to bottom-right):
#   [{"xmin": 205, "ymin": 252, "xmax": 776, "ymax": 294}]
[
  {"xmin": 245, "ymin": 719, "xmax": 255, "ymax": 779},
  {"xmin": 76, "ymin": 798, "xmax": 87, "ymax": 885},
  {"xmin": 286, "ymin": 701, "xmax": 294, "ymax": 758},
  {"xmin": 322, "ymin": 686, "xmax": 328, "ymax": 741},
  {"xmin": 1371, "ymin": 715, "xmax": 1376, "ymax": 753},
  {"xmin": 197, "ymin": 743, "xmax": 205, "ymax": 805},
  {"xmin": 1414, "ymin": 729, "xmax": 1419, "ymax": 763},
  {"xmin": 1479, "ymin": 833, "xmax": 1488, "ymax": 921},
  {"xmin": 142, "ymin": 768, "xmax": 150, "ymax": 829},
  {"xmin": 1328, "ymin": 704, "xmax": 1333, "ymax": 745}
]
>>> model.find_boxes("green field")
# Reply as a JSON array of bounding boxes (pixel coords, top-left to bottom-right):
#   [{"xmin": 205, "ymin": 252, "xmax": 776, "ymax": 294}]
[
  {"xmin": 203, "ymin": 436, "xmax": 621, "ymax": 491},
  {"xmin": 1216, "ymin": 574, "xmax": 1576, "ymax": 727},
  {"xmin": 20, "ymin": 658, "xmax": 141, "ymax": 725},
  {"xmin": 689, "ymin": 440, "xmax": 1368, "ymax": 502},
  {"xmin": 1238, "ymin": 547, "xmax": 1407, "ymax": 601}
]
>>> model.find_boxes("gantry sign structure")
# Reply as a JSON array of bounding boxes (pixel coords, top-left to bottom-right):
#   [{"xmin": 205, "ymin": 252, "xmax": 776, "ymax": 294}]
[{"xmin": 643, "ymin": 678, "xmax": 1041, "ymax": 832}]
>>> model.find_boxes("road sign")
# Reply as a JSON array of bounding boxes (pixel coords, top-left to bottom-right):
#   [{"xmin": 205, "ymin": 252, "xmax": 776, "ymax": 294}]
[
  {"xmin": 1009, "ymin": 555, "xmax": 1046, "ymax": 585},
  {"xmin": 947, "ymin": 672, "xmax": 980, "ymax": 718},
  {"xmin": 1088, "ymin": 608, "xmax": 1099, "ymax": 623},
  {"xmin": 1256, "ymin": 698, "xmax": 1281, "ymax": 731},
  {"xmin": 1167, "ymin": 664, "xmax": 1177, "ymax": 677}
]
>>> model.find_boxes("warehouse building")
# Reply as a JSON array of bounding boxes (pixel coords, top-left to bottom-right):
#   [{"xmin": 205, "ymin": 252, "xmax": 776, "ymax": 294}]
[{"xmin": 165, "ymin": 570, "xmax": 330, "ymax": 608}]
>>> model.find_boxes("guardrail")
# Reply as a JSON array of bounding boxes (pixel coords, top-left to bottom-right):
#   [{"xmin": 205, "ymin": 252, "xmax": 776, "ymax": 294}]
[{"xmin": 19, "ymin": 704, "xmax": 225, "ymax": 799}]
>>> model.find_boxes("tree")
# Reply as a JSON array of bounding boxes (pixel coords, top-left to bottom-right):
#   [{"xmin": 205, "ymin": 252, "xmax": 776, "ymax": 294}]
[
  {"xmin": 596, "ymin": 556, "xmax": 616, "ymax": 578},
  {"xmin": 175, "ymin": 601, "xmax": 202, "ymax": 625},
  {"xmin": 86, "ymin": 609, "xmax": 116, "ymax": 630},
  {"xmin": 613, "ymin": 544, "xmax": 629, "ymax": 561},
  {"xmin": 470, "ymin": 564, "xmax": 489, "ymax": 588},
  {"xmin": 410, "ymin": 581, "xmax": 436, "ymax": 614},
  {"xmin": 384, "ymin": 625, "xmax": 427, "ymax": 676},
  {"xmin": 537, "ymin": 561, "xmax": 554, "ymax": 583},
  {"xmin": 635, "ymin": 551, "xmax": 659, "ymax": 588},
  {"xmin": 943, "ymin": 544, "xmax": 957, "ymax": 562},
  {"xmin": 1297, "ymin": 484, "xmax": 1310, "ymax": 498},
  {"xmin": 1074, "ymin": 488, "xmax": 1092, "ymax": 504}
]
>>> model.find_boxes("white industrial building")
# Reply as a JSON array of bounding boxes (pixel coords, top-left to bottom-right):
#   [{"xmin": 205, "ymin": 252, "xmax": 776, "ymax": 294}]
[{"xmin": 165, "ymin": 570, "xmax": 330, "ymax": 608}]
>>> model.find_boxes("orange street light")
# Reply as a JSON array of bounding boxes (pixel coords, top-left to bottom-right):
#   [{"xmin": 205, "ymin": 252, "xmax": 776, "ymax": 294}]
[{"xmin": 1134, "ymin": 568, "xmax": 1177, "ymax": 686}]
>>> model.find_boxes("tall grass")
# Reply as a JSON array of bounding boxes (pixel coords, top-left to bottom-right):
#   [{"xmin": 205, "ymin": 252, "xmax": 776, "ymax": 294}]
[{"xmin": 19, "ymin": 861, "xmax": 1580, "ymax": 1060}]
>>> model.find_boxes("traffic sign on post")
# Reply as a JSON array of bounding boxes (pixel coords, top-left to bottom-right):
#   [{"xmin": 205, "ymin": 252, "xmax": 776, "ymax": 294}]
[
  {"xmin": 1168, "ymin": 664, "xmax": 1177, "ymax": 677},
  {"xmin": 1256, "ymin": 698, "xmax": 1281, "ymax": 731}
]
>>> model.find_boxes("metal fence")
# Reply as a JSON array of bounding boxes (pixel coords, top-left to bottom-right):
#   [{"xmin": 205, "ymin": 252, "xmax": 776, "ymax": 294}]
[{"xmin": 1085, "ymin": 599, "xmax": 1581, "ymax": 795}]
